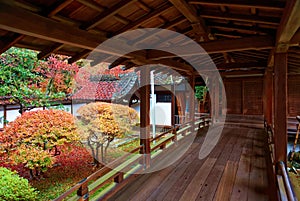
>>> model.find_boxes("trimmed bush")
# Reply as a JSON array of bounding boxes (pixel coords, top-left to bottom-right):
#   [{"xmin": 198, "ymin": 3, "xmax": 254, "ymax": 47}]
[{"xmin": 0, "ymin": 167, "xmax": 38, "ymax": 201}]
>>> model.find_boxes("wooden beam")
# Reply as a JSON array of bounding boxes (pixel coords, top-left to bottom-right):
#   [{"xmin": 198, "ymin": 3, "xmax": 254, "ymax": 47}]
[
  {"xmin": 169, "ymin": 0, "xmax": 208, "ymax": 40},
  {"xmin": 151, "ymin": 58, "xmax": 193, "ymax": 73},
  {"xmin": 147, "ymin": 36, "xmax": 274, "ymax": 59},
  {"xmin": 273, "ymin": 52, "xmax": 287, "ymax": 163},
  {"xmin": 0, "ymin": 33, "xmax": 24, "ymax": 54},
  {"xmin": 0, "ymin": 2, "xmax": 106, "ymax": 50},
  {"xmin": 189, "ymin": 0, "xmax": 285, "ymax": 11},
  {"xmin": 81, "ymin": 0, "xmax": 137, "ymax": 30},
  {"xmin": 37, "ymin": 43, "xmax": 64, "ymax": 60},
  {"xmin": 47, "ymin": 0, "xmax": 74, "ymax": 17},
  {"xmin": 221, "ymin": 69, "xmax": 264, "ymax": 77},
  {"xmin": 275, "ymin": 0, "xmax": 300, "ymax": 52},
  {"xmin": 201, "ymin": 12, "xmax": 280, "ymax": 26},
  {"xmin": 208, "ymin": 22, "xmax": 276, "ymax": 35},
  {"xmin": 215, "ymin": 61, "xmax": 267, "ymax": 70}
]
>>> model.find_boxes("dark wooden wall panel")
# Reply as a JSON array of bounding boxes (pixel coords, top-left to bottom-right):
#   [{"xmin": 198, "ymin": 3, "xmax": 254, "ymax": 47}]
[
  {"xmin": 288, "ymin": 75, "xmax": 300, "ymax": 116},
  {"xmin": 243, "ymin": 80, "xmax": 263, "ymax": 115},
  {"xmin": 225, "ymin": 80, "xmax": 242, "ymax": 114},
  {"xmin": 224, "ymin": 77, "xmax": 263, "ymax": 115}
]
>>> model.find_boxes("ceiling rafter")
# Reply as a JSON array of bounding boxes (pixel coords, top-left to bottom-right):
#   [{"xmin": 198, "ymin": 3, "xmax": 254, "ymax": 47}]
[
  {"xmin": 0, "ymin": 33, "xmax": 25, "ymax": 54},
  {"xmin": 38, "ymin": 43, "xmax": 64, "ymax": 60},
  {"xmin": 147, "ymin": 35, "xmax": 274, "ymax": 59},
  {"xmin": 80, "ymin": 0, "xmax": 137, "ymax": 30},
  {"xmin": 46, "ymin": 0, "xmax": 74, "ymax": 17},
  {"xmin": 168, "ymin": 0, "xmax": 209, "ymax": 41},
  {"xmin": 201, "ymin": 12, "xmax": 280, "ymax": 26},
  {"xmin": 188, "ymin": 0, "xmax": 285, "ymax": 11},
  {"xmin": 114, "ymin": 2, "xmax": 172, "ymax": 35},
  {"xmin": 68, "ymin": 49, "xmax": 91, "ymax": 64},
  {"xmin": 76, "ymin": 0, "xmax": 130, "ymax": 25}
]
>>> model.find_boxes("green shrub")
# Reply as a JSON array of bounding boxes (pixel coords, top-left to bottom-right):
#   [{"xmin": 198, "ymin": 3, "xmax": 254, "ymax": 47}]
[{"xmin": 0, "ymin": 167, "xmax": 38, "ymax": 201}]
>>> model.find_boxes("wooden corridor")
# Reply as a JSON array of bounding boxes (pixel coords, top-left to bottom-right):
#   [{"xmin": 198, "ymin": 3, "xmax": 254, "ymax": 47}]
[{"xmin": 108, "ymin": 122, "xmax": 270, "ymax": 201}]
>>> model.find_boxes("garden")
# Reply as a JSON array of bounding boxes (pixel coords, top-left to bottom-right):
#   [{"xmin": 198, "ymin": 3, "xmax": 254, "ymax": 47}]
[{"xmin": 0, "ymin": 47, "xmax": 140, "ymax": 200}]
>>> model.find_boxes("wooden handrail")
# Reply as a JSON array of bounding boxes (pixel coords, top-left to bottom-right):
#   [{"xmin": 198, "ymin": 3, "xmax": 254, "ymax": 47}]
[
  {"xmin": 55, "ymin": 115, "xmax": 211, "ymax": 201},
  {"xmin": 277, "ymin": 161, "xmax": 298, "ymax": 201}
]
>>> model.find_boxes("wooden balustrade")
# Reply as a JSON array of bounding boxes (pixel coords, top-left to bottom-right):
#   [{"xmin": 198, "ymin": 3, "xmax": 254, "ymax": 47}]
[
  {"xmin": 54, "ymin": 116, "xmax": 211, "ymax": 201},
  {"xmin": 264, "ymin": 121, "xmax": 298, "ymax": 201}
]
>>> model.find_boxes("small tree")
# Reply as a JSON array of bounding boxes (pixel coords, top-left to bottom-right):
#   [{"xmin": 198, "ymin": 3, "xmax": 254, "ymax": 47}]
[
  {"xmin": 76, "ymin": 102, "xmax": 139, "ymax": 165},
  {"xmin": 0, "ymin": 109, "xmax": 79, "ymax": 178}
]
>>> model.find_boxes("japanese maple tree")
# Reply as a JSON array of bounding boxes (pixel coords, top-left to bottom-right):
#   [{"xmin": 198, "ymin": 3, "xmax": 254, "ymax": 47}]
[
  {"xmin": 0, "ymin": 48, "xmax": 79, "ymax": 113},
  {"xmin": 76, "ymin": 102, "xmax": 139, "ymax": 165},
  {"xmin": 0, "ymin": 109, "xmax": 79, "ymax": 178}
]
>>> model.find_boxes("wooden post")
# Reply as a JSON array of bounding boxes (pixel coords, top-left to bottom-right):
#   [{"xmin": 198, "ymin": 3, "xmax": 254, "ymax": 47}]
[
  {"xmin": 214, "ymin": 76, "xmax": 220, "ymax": 122},
  {"xmin": 264, "ymin": 69, "xmax": 273, "ymax": 125},
  {"xmin": 274, "ymin": 52, "xmax": 287, "ymax": 163},
  {"xmin": 140, "ymin": 67, "xmax": 151, "ymax": 168},
  {"xmin": 171, "ymin": 84, "xmax": 175, "ymax": 126},
  {"xmin": 189, "ymin": 74, "xmax": 195, "ymax": 133}
]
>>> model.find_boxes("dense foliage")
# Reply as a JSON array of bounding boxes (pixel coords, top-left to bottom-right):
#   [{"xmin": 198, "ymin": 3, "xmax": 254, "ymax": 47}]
[
  {"xmin": 0, "ymin": 109, "xmax": 78, "ymax": 177},
  {"xmin": 0, "ymin": 167, "xmax": 38, "ymax": 201},
  {"xmin": 37, "ymin": 55, "xmax": 78, "ymax": 95},
  {"xmin": 77, "ymin": 102, "xmax": 139, "ymax": 164},
  {"xmin": 0, "ymin": 48, "xmax": 79, "ymax": 113}
]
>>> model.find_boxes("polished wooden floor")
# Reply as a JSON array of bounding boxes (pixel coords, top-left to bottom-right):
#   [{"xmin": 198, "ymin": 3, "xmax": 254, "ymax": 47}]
[{"xmin": 108, "ymin": 122, "xmax": 270, "ymax": 201}]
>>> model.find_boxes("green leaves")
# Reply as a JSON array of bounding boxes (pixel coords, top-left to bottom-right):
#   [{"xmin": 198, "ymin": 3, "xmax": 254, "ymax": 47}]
[
  {"xmin": 0, "ymin": 48, "xmax": 79, "ymax": 113},
  {"xmin": 0, "ymin": 167, "xmax": 39, "ymax": 201}
]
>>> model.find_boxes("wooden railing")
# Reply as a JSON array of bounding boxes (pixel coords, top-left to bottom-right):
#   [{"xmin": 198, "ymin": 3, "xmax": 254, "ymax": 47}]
[
  {"xmin": 265, "ymin": 122, "xmax": 298, "ymax": 201},
  {"xmin": 54, "ymin": 116, "xmax": 211, "ymax": 201}
]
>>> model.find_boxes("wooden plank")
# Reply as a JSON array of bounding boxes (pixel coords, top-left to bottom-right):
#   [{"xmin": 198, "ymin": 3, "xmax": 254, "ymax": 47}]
[
  {"xmin": 230, "ymin": 140, "xmax": 253, "ymax": 201},
  {"xmin": 195, "ymin": 128, "xmax": 239, "ymax": 201},
  {"xmin": 214, "ymin": 161, "xmax": 238, "ymax": 201},
  {"xmin": 178, "ymin": 158, "xmax": 217, "ymax": 201},
  {"xmin": 145, "ymin": 135, "xmax": 208, "ymax": 201},
  {"xmin": 274, "ymin": 52, "xmax": 287, "ymax": 163},
  {"xmin": 247, "ymin": 129, "xmax": 269, "ymax": 201}
]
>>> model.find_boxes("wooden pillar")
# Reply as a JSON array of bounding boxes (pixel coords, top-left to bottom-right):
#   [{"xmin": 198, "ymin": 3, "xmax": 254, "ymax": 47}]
[
  {"xmin": 274, "ymin": 52, "xmax": 287, "ymax": 163},
  {"xmin": 214, "ymin": 76, "xmax": 220, "ymax": 122},
  {"xmin": 171, "ymin": 84, "xmax": 175, "ymax": 126},
  {"xmin": 264, "ymin": 69, "xmax": 273, "ymax": 125},
  {"xmin": 189, "ymin": 75, "xmax": 195, "ymax": 132},
  {"xmin": 140, "ymin": 67, "xmax": 151, "ymax": 168}
]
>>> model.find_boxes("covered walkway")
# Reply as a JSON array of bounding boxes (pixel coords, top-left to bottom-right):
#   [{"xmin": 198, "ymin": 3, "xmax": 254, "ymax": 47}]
[{"xmin": 108, "ymin": 120, "xmax": 269, "ymax": 201}]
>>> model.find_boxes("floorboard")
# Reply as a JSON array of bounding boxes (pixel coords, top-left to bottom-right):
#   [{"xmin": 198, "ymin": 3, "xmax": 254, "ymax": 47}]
[{"xmin": 108, "ymin": 122, "xmax": 271, "ymax": 201}]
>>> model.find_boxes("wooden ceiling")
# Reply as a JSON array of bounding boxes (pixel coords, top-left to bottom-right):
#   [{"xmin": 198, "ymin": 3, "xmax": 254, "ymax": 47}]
[{"xmin": 0, "ymin": 0, "xmax": 299, "ymax": 77}]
